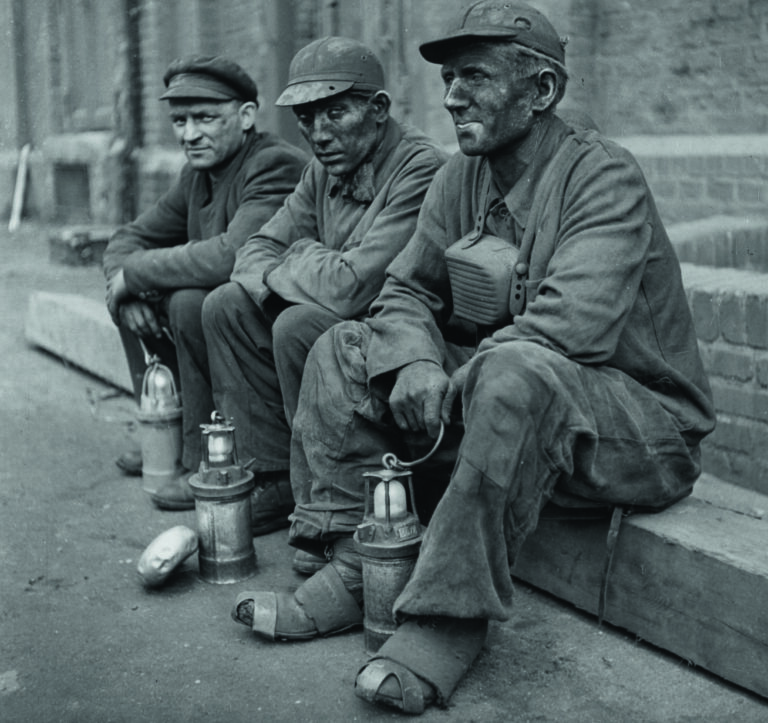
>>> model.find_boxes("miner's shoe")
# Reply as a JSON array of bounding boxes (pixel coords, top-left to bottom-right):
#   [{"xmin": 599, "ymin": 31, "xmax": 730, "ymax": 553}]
[
  {"xmin": 250, "ymin": 471, "xmax": 295, "ymax": 536},
  {"xmin": 116, "ymin": 449, "xmax": 142, "ymax": 476},
  {"xmin": 232, "ymin": 536, "xmax": 362, "ymax": 640},
  {"xmin": 292, "ymin": 549, "xmax": 327, "ymax": 576},
  {"xmin": 149, "ymin": 470, "xmax": 195, "ymax": 510}
]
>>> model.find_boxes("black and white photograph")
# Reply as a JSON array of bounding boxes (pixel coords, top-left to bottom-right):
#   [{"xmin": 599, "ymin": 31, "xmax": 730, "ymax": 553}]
[{"xmin": 1, "ymin": 1, "xmax": 767, "ymax": 720}]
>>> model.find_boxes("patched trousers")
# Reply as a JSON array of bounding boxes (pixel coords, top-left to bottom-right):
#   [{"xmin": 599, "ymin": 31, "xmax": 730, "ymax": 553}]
[
  {"xmin": 120, "ymin": 288, "xmax": 212, "ymax": 470},
  {"xmin": 290, "ymin": 321, "xmax": 702, "ymax": 621},
  {"xmin": 202, "ymin": 282, "xmax": 343, "ymax": 471}
]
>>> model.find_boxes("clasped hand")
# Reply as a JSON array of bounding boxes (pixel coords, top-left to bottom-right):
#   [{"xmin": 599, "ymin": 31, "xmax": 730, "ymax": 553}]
[
  {"xmin": 389, "ymin": 360, "xmax": 470, "ymax": 438},
  {"xmin": 106, "ymin": 269, "xmax": 162, "ymax": 338},
  {"xmin": 105, "ymin": 268, "xmax": 130, "ymax": 323}
]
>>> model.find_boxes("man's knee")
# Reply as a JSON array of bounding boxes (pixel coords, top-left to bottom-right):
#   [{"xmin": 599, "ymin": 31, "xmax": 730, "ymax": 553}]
[
  {"xmin": 468, "ymin": 341, "xmax": 574, "ymax": 413},
  {"xmin": 273, "ymin": 305, "xmax": 340, "ymax": 356},
  {"xmin": 201, "ymin": 282, "xmax": 249, "ymax": 335},
  {"xmin": 166, "ymin": 288, "xmax": 207, "ymax": 336}
]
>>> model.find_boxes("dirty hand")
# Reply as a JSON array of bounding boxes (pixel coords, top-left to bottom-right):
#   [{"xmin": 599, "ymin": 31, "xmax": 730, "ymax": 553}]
[
  {"xmin": 440, "ymin": 362, "xmax": 470, "ymax": 424},
  {"xmin": 105, "ymin": 269, "xmax": 130, "ymax": 322},
  {"xmin": 118, "ymin": 300, "xmax": 163, "ymax": 339},
  {"xmin": 389, "ymin": 361, "xmax": 450, "ymax": 438}
]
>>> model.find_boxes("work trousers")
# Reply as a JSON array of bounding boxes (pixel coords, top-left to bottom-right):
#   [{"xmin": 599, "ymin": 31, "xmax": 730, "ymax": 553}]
[
  {"xmin": 119, "ymin": 288, "xmax": 212, "ymax": 470},
  {"xmin": 202, "ymin": 282, "xmax": 343, "ymax": 471},
  {"xmin": 290, "ymin": 321, "xmax": 702, "ymax": 621}
]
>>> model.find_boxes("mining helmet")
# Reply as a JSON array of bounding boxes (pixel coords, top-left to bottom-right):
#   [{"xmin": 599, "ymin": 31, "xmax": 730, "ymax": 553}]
[
  {"xmin": 419, "ymin": 1, "xmax": 566, "ymax": 69},
  {"xmin": 275, "ymin": 36, "xmax": 385, "ymax": 107}
]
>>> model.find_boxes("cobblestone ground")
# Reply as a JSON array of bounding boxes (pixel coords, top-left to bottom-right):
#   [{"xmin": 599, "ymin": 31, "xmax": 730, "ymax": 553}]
[{"xmin": 1, "ymin": 223, "xmax": 766, "ymax": 722}]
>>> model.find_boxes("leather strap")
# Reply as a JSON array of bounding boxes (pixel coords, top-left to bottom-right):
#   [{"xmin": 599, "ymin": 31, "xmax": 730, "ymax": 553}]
[{"xmin": 597, "ymin": 506, "xmax": 625, "ymax": 625}]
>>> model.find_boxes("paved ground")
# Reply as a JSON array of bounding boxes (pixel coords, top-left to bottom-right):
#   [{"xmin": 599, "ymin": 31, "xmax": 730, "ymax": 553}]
[{"xmin": 2, "ymin": 223, "xmax": 767, "ymax": 722}]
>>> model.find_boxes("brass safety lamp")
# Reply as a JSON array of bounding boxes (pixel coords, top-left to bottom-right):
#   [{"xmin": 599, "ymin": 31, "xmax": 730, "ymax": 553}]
[
  {"xmin": 355, "ymin": 465, "xmax": 424, "ymax": 652},
  {"xmin": 354, "ymin": 425, "xmax": 444, "ymax": 652},
  {"xmin": 136, "ymin": 354, "xmax": 184, "ymax": 496},
  {"xmin": 188, "ymin": 411, "xmax": 256, "ymax": 584}
]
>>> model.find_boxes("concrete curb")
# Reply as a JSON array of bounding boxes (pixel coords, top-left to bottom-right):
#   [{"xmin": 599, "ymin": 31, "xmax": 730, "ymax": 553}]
[{"xmin": 24, "ymin": 290, "xmax": 132, "ymax": 393}]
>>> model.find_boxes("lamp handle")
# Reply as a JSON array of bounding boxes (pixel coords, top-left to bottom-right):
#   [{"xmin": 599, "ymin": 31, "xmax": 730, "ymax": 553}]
[{"xmin": 381, "ymin": 421, "xmax": 445, "ymax": 471}]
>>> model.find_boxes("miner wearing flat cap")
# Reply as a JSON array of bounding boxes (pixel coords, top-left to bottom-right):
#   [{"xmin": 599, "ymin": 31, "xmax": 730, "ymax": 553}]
[
  {"xmin": 229, "ymin": 3, "xmax": 715, "ymax": 714},
  {"xmin": 103, "ymin": 54, "xmax": 308, "ymax": 493},
  {"xmin": 185, "ymin": 37, "xmax": 448, "ymax": 542}
]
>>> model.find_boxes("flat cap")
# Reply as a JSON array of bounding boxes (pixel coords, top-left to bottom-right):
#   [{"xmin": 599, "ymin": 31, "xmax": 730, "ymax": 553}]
[
  {"xmin": 160, "ymin": 55, "xmax": 259, "ymax": 104},
  {"xmin": 419, "ymin": 1, "xmax": 566, "ymax": 68},
  {"xmin": 276, "ymin": 37, "xmax": 385, "ymax": 107}
]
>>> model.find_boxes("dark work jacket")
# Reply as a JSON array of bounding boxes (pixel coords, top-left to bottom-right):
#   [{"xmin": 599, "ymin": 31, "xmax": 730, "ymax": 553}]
[
  {"xmin": 103, "ymin": 130, "xmax": 308, "ymax": 293},
  {"xmin": 366, "ymin": 114, "xmax": 715, "ymax": 445}
]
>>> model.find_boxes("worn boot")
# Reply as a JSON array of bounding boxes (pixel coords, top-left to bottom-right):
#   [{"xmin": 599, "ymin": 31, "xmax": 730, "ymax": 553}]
[
  {"xmin": 292, "ymin": 549, "xmax": 327, "ymax": 576},
  {"xmin": 232, "ymin": 537, "xmax": 363, "ymax": 640},
  {"xmin": 116, "ymin": 449, "xmax": 142, "ymax": 476},
  {"xmin": 250, "ymin": 471, "xmax": 295, "ymax": 536},
  {"xmin": 149, "ymin": 470, "xmax": 194, "ymax": 510}
]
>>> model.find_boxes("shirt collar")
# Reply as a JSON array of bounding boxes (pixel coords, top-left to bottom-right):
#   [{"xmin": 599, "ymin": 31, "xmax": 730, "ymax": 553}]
[
  {"xmin": 483, "ymin": 114, "xmax": 570, "ymax": 231},
  {"xmin": 329, "ymin": 117, "xmax": 400, "ymax": 204}
]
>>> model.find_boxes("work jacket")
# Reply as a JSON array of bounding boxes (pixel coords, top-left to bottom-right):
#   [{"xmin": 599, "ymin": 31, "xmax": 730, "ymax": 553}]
[
  {"xmin": 366, "ymin": 113, "xmax": 715, "ymax": 443},
  {"xmin": 103, "ymin": 130, "xmax": 308, "ymax": 293},
  {"xmin": 231, "ymin": 117, "xmax": 448, "ymax": 319}
]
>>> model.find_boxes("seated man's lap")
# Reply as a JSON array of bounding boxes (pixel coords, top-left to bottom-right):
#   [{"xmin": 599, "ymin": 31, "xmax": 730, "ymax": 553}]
[{"xmin": 463, "ymin": 341, "xmax": 699, "ymax": 510}]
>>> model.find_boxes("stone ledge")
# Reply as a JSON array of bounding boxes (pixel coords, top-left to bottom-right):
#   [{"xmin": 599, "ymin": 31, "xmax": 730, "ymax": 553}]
[
  {"xmin": 512, "ymin": 473, "xmax": 768, "ymax": 701},
  {"xmin": 24, "ymin": 291, "xmax": 131, "ymax": 393}
]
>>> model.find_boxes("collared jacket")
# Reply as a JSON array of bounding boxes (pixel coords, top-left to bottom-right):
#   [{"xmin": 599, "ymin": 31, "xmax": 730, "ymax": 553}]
[
  {"xmin": 231, "ymin": 117, "xmax": 448, "ymax": 319},
  {"xmin": 102, "ymin": 130, "xmax": 308, "ymax": 293},
  {"xmin": 366, "ymin": 114, "xmax": 715, "ymax": 441}
]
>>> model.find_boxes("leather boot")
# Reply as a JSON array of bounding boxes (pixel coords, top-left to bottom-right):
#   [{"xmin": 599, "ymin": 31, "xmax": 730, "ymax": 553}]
[
  {"xmin": 116, "ymin": 449, "xmax": 142, "ymax": 476},
  {"xmin": 292, "ymin": 549, "xmax": 327, "ymax": 576},
  {"xmin": 250, "ymin": 471, "xmax": 295, "ymax": 536},
  {"xmin": 149, "ymin": 470, "xmax": 194, "ymax": 510}
]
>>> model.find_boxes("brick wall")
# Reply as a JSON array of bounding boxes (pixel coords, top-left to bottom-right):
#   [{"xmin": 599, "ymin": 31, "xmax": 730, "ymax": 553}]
[
  {"xmin": 673, "ymin": 218, "xmax": 768, "ymax": 495},
  {"xmin": 622, "ymin": 136, "xmax": 768, "ymax": 224},
  {"xmin": 591, "ymin": 0, "xmax": 768, "ymax": 136}
]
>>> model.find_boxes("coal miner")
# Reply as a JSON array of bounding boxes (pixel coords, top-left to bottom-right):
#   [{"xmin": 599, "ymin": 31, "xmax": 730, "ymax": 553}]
[
  {"xmin": 103, "ymin": 55, "xmax": 307, "ymax": 492},
  {"xmin": 231, "ymin": 1, "xmax": 715, "ymax": 714},
  {"xmin": 179, "ymin": 38, "xmax": 448, "ymax": 538}
]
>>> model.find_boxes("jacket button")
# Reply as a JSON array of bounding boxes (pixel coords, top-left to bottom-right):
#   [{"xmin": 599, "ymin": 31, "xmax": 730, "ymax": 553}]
[{"xmin": 514, "ymin": 262, "xmax": 529, "ymax": 276}]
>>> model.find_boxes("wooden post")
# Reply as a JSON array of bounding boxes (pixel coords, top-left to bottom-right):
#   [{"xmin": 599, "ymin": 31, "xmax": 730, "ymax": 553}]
[{"xmin": 8, "ymin": 144, "xmax": 30, "ymax": 232}]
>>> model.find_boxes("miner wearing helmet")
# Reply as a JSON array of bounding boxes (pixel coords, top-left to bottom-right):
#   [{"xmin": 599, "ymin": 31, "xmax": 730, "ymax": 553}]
[
  {"xmin": 148, "ymin": 39, "xmax": 448, "ymax": 533},
  {"xmin": 103, "ymin": 55, "xmax": 307, "ymax": 487},
  {"xmin": 230, "ymin": 2, "xmax": 715, "ymax": 714}
]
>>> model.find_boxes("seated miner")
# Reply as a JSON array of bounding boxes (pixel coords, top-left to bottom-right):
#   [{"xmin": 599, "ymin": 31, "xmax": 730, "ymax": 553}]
[
  {"xmin": 103, "ymin": 55, "xmax": 307, "ymax": 493},
  {"xmin": 154, "ymin": 37, "xmax": 446, "ymax": 538},
  {"xmin": 230, "ymin": 2, "xmax": 716, "ymax": 715}
]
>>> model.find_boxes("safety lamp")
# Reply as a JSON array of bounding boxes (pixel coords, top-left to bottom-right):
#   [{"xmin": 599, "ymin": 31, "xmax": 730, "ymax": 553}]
[
  {"xmin": 188, "ymin": 412, "xmax": 256, "ymax": 583},
  {"xmin": 137, "ymin": 355, "xmax": 184, "ymax": 496},
  {"xmin": 354, "ymin": 466, "xmax": 424, "ymax": 652},
  {"xmin": 199, "ymin": 414, "xmax": 238, "ymax": 473}
]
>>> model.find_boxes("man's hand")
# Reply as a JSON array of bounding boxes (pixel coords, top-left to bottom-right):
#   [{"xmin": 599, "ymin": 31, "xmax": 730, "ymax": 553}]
[
  {"xmin": 106, "ymin": 269, "xmax": 130, "ymax": 323},
  {"xmin": 389, "ymin": 361, "xmax": 450, "ymax": 438},
  {"xmin": 118, "ymin": 300, "xmax": 163, "ymax": 339},
  {"xmin": 440, "ymin": 362, "xmax": 470, "ymax": 425}
]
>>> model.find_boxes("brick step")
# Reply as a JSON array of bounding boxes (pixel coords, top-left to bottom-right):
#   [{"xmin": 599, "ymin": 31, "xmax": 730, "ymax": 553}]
[
  {"xmin": 680, "ymin": 261, "xmax": 768, "ymax": 497},
  {"xmin": 24, "ymin": 291, "xmax": 132, "ymax": 393},
  {"xmin": 670, "ymin": 214, "xmax": 768, "ymax": 273},
  {"xmin": 512, "ymin": 473, "xmax": 768, "ymax": 701}
]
